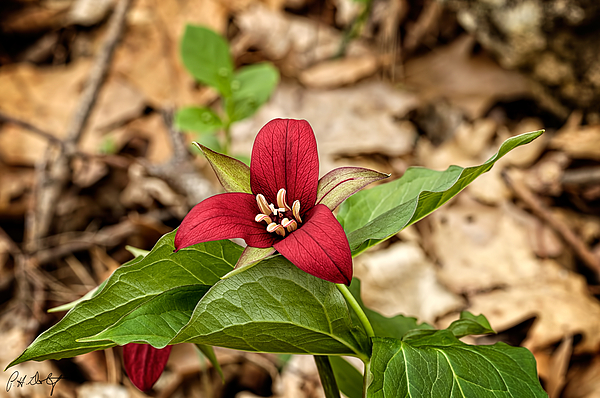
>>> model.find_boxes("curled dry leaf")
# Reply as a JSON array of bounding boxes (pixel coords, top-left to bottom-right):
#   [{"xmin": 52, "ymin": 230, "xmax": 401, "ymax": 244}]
[{"xmin": 299, "ymin": 56, "xmax": 379, "ymax": 89}]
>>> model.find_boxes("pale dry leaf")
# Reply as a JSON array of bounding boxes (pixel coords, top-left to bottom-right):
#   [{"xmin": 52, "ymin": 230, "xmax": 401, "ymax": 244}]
[
  {"xmin": 467, "ymin": 260, "xmax": 600, "ymax": 353},
  {"xmin": 68, "ymin": 0, "xmax": 114, "ymax": 26},
  {"xmin": 433, "ymin": 197, "xmax": 545, "ymax": 292},
  {"xmin": 77, "ymin": 383, "xmax": 129, "ymax": 398},
  {"xmin": 236, "ymin": 4, "xmax": 372, "ymax": 74},
  {"xmin": 277, "ymin": 355, "xmax": 323, "ymax": 398},
  {"xmin": 355, "ymin": 241, "xmax": 464, "ymax": 324},
  {"xmin": 550, "ymin": 112, "xmax": 600, "ymax": 161},
  {"xmin": 404, "ymin": 35, "xmax": 532, "ymax": 119},
  {"xmin": 298, "ymin": 56, "xmax": 379, "ymax": 89},
  {"xmin": 230, "ymin": 80, "xmax": 419, "ymax": 172}
]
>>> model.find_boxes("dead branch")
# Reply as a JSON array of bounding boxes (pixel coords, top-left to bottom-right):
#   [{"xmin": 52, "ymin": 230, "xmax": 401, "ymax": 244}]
[
  {"xmin": 504, "ymin": 169, "xmax": 600, "ymax": 277},
  {"xmin": 27, "ymin": 0, "xmax": 132, "ymax": 249}
]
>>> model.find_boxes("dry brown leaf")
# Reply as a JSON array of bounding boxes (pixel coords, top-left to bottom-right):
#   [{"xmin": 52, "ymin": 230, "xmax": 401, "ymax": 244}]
[
  {"xmin": 550, "ymin": 112, "xmax": 600, "ymax": 161},
  {"xmin": 563, "ymin": 355, "xmax": 600, "ymax": 398},
  {"xmin": 112, "ymin": 0, "xmax": 226, "ymax": 108},
  {"xmin": 298, "ymin": 56, "xmax": 379, "ymax": 89},
  {"xmin": 468, "ymin": 260, "xmax": 600, "ymax": 353},
  {"xmin": 355, "ymin": 241, "xmax": 464, "ymax": 323},
  {"xmin": 404, "ymin": 35, "xmax": 532, "ymax": 119},
  {"xmin": 230, "ymin": 81, "xmax": 419, "ymax": 171},
  {"xmin": 431, "ymin": 196, "xmax": 600, "ymax": 352},
  {"xmin": 433, "ymin": 197, "xmax": 548, "ymax": 292}
]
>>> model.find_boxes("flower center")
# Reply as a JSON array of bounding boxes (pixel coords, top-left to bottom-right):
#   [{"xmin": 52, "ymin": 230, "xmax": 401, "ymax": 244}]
[{"xmin": 255, "ymin": 188, "xmax": 302, "ymax": 237}]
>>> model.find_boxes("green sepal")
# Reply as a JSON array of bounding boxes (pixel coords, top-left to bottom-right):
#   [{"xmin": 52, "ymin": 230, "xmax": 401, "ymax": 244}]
[
  {"xmin": 194, "ymin": 142, "xmax": 252, "ymax": 193},
  {"xmin": 316, "ymin": 167, "xmax": 389, "ymax": 211}
]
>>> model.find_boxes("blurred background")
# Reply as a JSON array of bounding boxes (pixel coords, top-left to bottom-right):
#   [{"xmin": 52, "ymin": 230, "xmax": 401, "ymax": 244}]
[{"xmin": 1, "ymin": 0, "xmax": 600, "ymax": 396}]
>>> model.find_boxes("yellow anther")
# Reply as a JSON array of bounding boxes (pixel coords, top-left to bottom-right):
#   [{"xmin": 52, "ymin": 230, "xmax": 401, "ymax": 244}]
[
  {"xmin": 292, "ymin": 200, "xmax": 302, "ymax": 223},
  {"xmin": 255, "ymin": 214, "xmax": 272, "ymax": 224},
  {"xmin": 256, "ymin": 194, "xmax": 272, "ymax": 215},
  {"xmin": 282, "ymin": 218, "xmax": 298, "ymax": 232},
  {"xmin": 277, "ymin": 188, "xmax": 291, "ymax": 211},
  {"xmin": 267, "ymin": 222, "xmax": 286, "ymax": 237}
]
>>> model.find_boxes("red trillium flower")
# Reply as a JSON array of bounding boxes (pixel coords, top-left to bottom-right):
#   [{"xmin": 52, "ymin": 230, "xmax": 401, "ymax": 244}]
[
  {"xmin": 174, "ymin": 119, "xmax": 388, "ymax": 284},
  {"xmin": 123, "ymin": 343, "xmax": 172, "ymax": 391}
]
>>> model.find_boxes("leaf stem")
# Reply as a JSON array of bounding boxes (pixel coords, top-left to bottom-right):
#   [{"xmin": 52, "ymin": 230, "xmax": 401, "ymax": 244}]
[
  {"xmin": 336, "ymin": 284, "xmax": 375, "ymax": 338},
  {"xmin": 314, "ymin": 355, "xmax": 341, "ymax": 398},
  {"xmin": 336, "ymin": 284, "xmax": 374, "ymax": 398},
  {"xmin": 362, "ymin": 360, "xmax": 371, "ymax": 398}
]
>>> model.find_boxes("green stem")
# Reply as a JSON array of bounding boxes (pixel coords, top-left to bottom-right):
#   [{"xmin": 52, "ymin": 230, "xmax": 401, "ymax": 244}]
[
  {"xmin": 362, "ymin": 360, "xmax": 371, "ymax": 398},
  {"xmin": 314, "ymin": 355, "xmax": 341, "ymax": 398},
  {"xmin": 223, "ymin": 122, "xmax": 232, "ymax": 155},
  {"xmin": 336, "ymin": 284, "xmax": 375, "ymax": 338},
  {"xmin": 336, "ymin": 284, "xmax": 374, "ymax": 398}
]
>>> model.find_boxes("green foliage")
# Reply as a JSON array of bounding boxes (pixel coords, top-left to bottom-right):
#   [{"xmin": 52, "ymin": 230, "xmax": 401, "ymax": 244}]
[
  {"xmin": 7, "ymin": 129, "xmax": 548, "ymax": 396},
  {"xmin": 7, "ymin": 232, "xmax": 241, "ymax": 368},
  {"xmin": 368, "ymin": 331, "xmax": 547, "ymax": 397},
  {"xmin": 180, "ymin": 25, "xmax": 233, "ymax": 96},
  {"xmin": 171, "ymin": 257, "xmax": 370, "ymax": 361},
  {"xmin": 227, "ymin": 63, "xmax": 279, "ymax": 122},
  {"xmin": 338, "ymin": 130, "xmax": 545, "ymax": 256},
  {"xmin": 329, "ymin": 356, "xmax": 363, "ymax": 398},
  {"xmin": 178, "ymin": 25, "xmax": 279, "ymax": 155},
  {"xmin": 175, "ymin": 107, "xmax": 223, "ymax": 134}
]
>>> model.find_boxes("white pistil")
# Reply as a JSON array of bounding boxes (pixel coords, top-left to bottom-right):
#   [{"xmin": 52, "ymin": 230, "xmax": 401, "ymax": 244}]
[
  {"xmin": 277, "ymin": 188, "xmax": 291, "ymax": 211},
  {"xmin": 255, "ymin": 214, "xmax": 272, "ymax": 224},
  {"xmin": 292, "ymin": 200, "xmax": 302, "ymax": 223},
  {"xmin": 256, "ymin": 194, "xmax": 271, "ymax": 215},
  {"xmin": 269, "ymin": 203, "xmax": 278, "ymax": 215}
]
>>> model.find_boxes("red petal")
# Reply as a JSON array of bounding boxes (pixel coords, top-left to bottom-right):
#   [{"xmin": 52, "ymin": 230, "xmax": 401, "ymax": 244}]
[
  {"xmin": 175, "ymin": 193, "xmax": 277, "ymax": 249},
  {"xmin": 250, "ymin": 119, "xmax": 319, "ymax": 211},
  {"xmin": 123, "ymin": 344, "xmax": 172, "ymax": 392},
  {"xmin": 274, "ymin": 204, "xmax": 352, "ymax": 284}
]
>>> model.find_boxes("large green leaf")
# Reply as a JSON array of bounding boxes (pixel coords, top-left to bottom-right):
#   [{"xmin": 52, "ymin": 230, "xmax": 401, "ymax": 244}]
[
  {"xmin": 330, "ymin": 356, "xmax": 363, "ymax": 398},
  {"xmin": 171, "ymin": 257, "xmax": 370, "ymax": 362},
  {"xmin": 7, "ymin": 232, "xmax": 242, "ymax": 368},
  {"xmin": 338, "ymin": 130, "xmax": 544, "ymax": 255},
  {"xmin": 79, "ymin": 285, "xmax": 210, "ymax": 347},
  {"xmin": 348, "ymin": 279, "xmax": 433, "ymax": 340},
  {"xmin": 368, "ymin": 331, "xmax": 546, "ymax": 397},
  {"xmin": 181, "ymin": 25, "xmax": 233, "ymax": 96},
  {"xmin": 227, "ymin": 63, "xmax": 279, "ymax": 122}
]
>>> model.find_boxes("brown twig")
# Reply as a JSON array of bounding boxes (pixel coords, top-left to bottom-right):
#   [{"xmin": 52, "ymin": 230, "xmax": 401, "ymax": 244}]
[
  {"xmin": 27, "ymin": 0, "xmax": 132, "ymax": 249},
  {"xmin": 65, "ymin": 0, "xmax": 132, "ymax": 146},
  {"xmin": 503, "ymin": 169, "xmax": 600, "ymax": 277},
  {"xmin": 0, "ymin": 111, "xmax": 63, "ymax": 147}
]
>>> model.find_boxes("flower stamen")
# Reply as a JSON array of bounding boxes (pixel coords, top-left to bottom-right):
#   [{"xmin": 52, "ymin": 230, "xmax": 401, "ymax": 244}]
[
  {"xmin": 277, "ymin": 188, "xmax": 291, "ymax": 211},
  {"xmin": 267, "ymin": 222, "xmax": 286, "ymax": 237},
  {"xmin": 255, "ymin": 214, "xmax": 272, "ymax": 224},
  {"xmin": 256, "ymin": 194, "xmax": 271, "ymax": 215},
  {"xmin": 282, "ymin": 218, "xmax": 298, "ymax": 232},
  {"xmin": 292, "ymin": 200, "xmax": 302, "ymax": 223}
]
